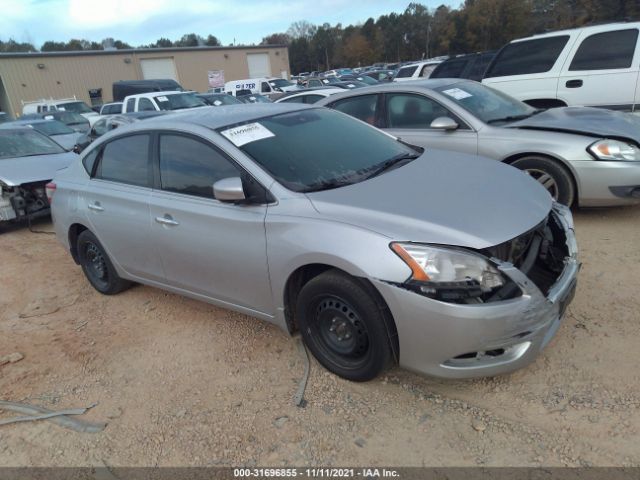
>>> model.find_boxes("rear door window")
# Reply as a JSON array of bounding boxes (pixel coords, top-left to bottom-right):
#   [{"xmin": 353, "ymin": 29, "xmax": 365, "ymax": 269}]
[
  {"xmin": 95, "ymin": 134, "xmax": 150, "ymax": 187},
  {"xmin": 431, "ymin": 58, "xmax": 468, "ymax": 78},
  {"xmin": 303, "ymin": 94, "xmax": 324, "ymax": 104},
  {"xmin": 485, "ymin": 35, "xmax": 570, "ymax": 77},
  {"xmin": 569, "ymin": 29, "xmax": 639, "ymax": 71},
  {"xmin": 138, "ymin": 98, "xmax": 156, "ymax": 111},
  {"xmin": 420, "ymin": 64, "xmax": 437, "ymax": 77},
  {"xmin": 330, "ymin": 94, "xmax": 378, "ymax": 125},
  {"xmin": 395, "ymin": 66, "xmax": 418, "ymax": 78},
  {"xmin": 158, "ymin": 134, "xmax": 241, "ymax": 199},
  {"xmin": 125, "ymin": 98, "xmax": 136, "ymax": 112}
]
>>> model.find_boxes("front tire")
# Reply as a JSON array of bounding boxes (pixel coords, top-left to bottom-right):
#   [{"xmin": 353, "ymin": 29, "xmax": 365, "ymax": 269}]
[
  {"xmin": 511, "ymin": 156, "xmax": 575, "ymax": 206},
  {"xmin": 77, "ymin": 230, "xmax": 132, "ymax": 295},
  {"xmin": 296, "ymin": 270, "xmax": 394, "ymax": 381}
]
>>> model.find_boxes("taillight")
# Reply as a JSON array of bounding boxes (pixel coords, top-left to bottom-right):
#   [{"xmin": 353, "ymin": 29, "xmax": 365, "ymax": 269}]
[{"xmin": 45, "ymin": 182, "xmax": 56, "ymax": 204}]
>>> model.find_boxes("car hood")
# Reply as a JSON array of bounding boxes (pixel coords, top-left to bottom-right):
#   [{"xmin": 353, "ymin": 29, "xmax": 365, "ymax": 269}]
[
  {"xmin": 52, "ymin": 132, "xmax": 82, "ymax": 150},
  {"xmin": 0, "ymin": 151, "xmax": 76, "ymax": 186},
  {"xmin": 306, "ymin": 149, "xmax": 552, "ymax": 249},
  {"xmin": 507, "ymin": 107, "xmax": 640, "ymax": 144}
]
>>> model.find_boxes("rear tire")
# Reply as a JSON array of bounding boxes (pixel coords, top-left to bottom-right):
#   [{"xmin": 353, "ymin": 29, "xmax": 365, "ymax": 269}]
[
  {"xmin": 296, "ymin": 270, "xmax": 394, "ymax": 381},
  {"xmin": 77, "ymin": 230, "xmax": 132, "ymax": 295},
  {"xmin": 511, "ymin": 156, "xmax": 575, "ymax": 206}
]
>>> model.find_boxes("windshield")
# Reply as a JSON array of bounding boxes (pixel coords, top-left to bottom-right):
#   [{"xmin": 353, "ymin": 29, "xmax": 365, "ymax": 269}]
[
  {"xmin": 153, "ymin": 93, "xmax": 206, "ymax": 111},
  {"xmin": 355, "ymin": 75, "xmax": 378, "ymax": 85},
  {"xmin": 200, "ymin": 94, "xmax": 241, "ymax": 106},
  {"xmin": 268, "ymin": 79, "xmax": 294, "ymax": 88},
  {"xmin": 239, "ymin": 95, "xmax": 272, "ymax": 104},
  {"xmin": 53, "ymin": 112, "xmax": 89, "ymax": 126},
  {"xmin": 435, "ymin": 81, "xmax": 536, "ymax": 124},
  {"xmin": 57, "ymin": 101, "xmax": 93, "ymax": 114},
  {"xmin": 226, "ymin": 109, "xmax": 417, "ymax": 192},
  {"xmin": 30, "ymin": 120, "xmax": 75, "ymax": 136},
  {"xmin": 0, "ymin": 130, "xmax": 65, "ymax": 159}
]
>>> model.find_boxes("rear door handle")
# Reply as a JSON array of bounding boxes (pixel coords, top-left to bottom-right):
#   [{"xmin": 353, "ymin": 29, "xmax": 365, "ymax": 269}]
[
  {"xmin": 565, "ymin": 79, "xmax": 583, "ymax": 88},
  {"xmin": 88, "ymin": 202, "xmax": 104, "ymax": 212},
  {"xmin": 155, "ymin": 215, "xmax": 179, "ymax": 226}
]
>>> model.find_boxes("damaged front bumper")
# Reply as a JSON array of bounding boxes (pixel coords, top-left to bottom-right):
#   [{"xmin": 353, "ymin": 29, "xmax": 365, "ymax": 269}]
[{"xmin": 373, "ymin": 204, "xmax": 579, "ymax": 379}]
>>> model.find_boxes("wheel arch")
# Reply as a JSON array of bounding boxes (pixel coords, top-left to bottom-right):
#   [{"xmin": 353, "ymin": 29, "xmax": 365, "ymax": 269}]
[
  {"xmin": 282, "ymin": 263, "xmax": 399, "ymax": 362},
  {"xmin": 68, "ymin": 223, "xmax": 90, "ymax": 264},
  {"xmin": 502, "ymin": 152, "xmax": 580, "ymax": 206}
]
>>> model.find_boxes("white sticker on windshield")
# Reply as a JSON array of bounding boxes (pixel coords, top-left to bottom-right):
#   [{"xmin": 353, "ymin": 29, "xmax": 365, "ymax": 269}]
[
  {"xmin": 442, "ymin": 88, "xmax": 472, "ymax": 100},
  {"xmin": 221, "ymin": 122, "xmax": 275, "ymax": 147},
  {"xmin": 156, "ymin": 96, "xmax": 169, "ymax": 102}
]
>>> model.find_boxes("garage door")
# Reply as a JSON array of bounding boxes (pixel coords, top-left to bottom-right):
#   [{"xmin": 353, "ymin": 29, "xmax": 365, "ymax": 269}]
[
  {"xmin": 247, "ymin": 53, "xmax": 271, "ymax": 78},
  {"xmin": 140, "ymin": 58, "xmax": 178, "ymax": 81}
]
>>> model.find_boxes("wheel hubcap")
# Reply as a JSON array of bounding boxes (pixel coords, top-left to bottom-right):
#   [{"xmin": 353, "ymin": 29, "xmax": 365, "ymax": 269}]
[
  {"xmin": 86, "ymin": 242, "xmax": 107, "ymax": 281},
  {"xmin": 525, "ymin": 168, "xmax": 559, "ymax": 200},
  {"xmin": 315, "ymin": 297, "xmax": 368, "ymax": 358}
]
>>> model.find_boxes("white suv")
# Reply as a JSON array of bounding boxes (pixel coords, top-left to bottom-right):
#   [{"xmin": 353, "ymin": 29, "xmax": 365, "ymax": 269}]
[
  {"xmin": 483, "ymin": 22, "xmax": 640, "ymax": 111},
  {"xmin": 393, "ymin": 59, "xmax": 444, "ymax": 82}
]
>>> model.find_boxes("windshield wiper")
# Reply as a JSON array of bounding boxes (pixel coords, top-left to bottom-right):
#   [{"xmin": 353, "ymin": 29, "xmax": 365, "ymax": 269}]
[
  {"xmin": 363, "ymin": 153, "xmax": 419, "ymax": 180},
  {"xmin": 486, "ymin": 109, "xmax": 544, "ymax": 125},
  {"xmin": 303, "ymin": 178, "xmax": 357, "ymax": 193}
]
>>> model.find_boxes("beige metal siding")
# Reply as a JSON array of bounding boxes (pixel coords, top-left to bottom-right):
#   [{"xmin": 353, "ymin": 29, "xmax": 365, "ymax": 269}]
[{"xmin": 0, "ymin": 46, "xmax": 290, "ymax": 117}]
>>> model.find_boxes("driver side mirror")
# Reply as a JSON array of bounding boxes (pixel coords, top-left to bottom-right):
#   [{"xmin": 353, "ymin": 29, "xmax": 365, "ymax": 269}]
[
  {"xmin": 213, "ymin": 177, "xmax": 246, "ymax": 202},
  {"xmin": 430, "ymin": 116, "xmax": 459, "ymax": 131}
]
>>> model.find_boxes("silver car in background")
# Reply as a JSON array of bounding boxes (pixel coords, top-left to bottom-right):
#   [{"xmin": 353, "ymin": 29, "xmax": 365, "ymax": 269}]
[
  {"xmin": 317, "ymin": 79, "xmax": 640, "ymax": 207},
  {"xmin": 51, "ymin": 105, "xmax": 578, "ymax": 381},
  {"xmin": 0, "ymin": 127, "xmax": 76, "ymax": 223},
  {"xmin": 0, "ymin": 119, "xmax": 83, "ymax": 150}
]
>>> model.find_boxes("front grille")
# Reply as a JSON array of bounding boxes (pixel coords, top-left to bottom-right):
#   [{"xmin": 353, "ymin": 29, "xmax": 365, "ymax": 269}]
[{"xmin": 482, "ymin": 212, "xmax": 569, "ymax": 295}]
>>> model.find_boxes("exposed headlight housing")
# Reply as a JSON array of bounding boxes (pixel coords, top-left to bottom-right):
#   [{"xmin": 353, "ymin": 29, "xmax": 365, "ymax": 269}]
[
  {"xmin": 390, "ymin": 243, "xmax": 505, "ymax": 301},
  {"xmin": 588, "ymin": 139, "xmax": 640, "ymax": 161}
]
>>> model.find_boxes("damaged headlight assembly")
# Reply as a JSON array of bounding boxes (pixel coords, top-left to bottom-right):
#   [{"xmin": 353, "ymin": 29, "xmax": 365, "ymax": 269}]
[
  {"xmin": 588, "ymin": 139, "xmax": 640, "ymax": 161},
  {"xmin": 390, "ymin": 243, "xmax": 506, "ymax": 302}
]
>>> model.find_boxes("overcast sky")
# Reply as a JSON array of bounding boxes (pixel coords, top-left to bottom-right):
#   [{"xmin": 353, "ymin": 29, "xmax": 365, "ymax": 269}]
[{"xmin": 1, "ymin": 0, "xmax": 460, "ymax": 48}]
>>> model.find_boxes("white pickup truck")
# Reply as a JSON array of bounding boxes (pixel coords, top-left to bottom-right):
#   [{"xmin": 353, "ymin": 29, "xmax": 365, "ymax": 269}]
[
  {"xmin": 22, "ymin": 97, "xmax": 101, "ymax": 126},
  {"xmin": 121, "ymin": 91, "xmax": 207, "ymax": 113},
  {"xmin": 224, "ymin": 77, "xmax": 301, "ymax": 99}
]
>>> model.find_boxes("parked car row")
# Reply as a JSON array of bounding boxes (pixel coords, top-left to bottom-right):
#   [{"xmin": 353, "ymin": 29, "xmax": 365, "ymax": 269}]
[{"xmin": 2, "ymin": 20, "xmax": 639, "ymax": 385}]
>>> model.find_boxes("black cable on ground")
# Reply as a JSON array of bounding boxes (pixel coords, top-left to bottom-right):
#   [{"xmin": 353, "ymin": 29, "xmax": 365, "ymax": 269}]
[{"xmin": 26, "ymin": 214, "xmax": 55, "ymax": 235}]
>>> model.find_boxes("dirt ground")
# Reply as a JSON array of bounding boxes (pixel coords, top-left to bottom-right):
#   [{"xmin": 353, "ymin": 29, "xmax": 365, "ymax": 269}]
[{"xmin": 0, "ymin": 206, "xmax": 638, "ymax": 468}]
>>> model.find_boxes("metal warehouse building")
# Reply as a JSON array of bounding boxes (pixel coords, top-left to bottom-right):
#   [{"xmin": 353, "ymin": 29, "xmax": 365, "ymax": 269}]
[{"xmin": 0, "ymin": 45, "xmax": 290, "ymax": 117}]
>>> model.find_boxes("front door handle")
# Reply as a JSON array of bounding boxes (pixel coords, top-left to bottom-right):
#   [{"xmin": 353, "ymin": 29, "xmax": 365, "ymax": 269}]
[
  {"xmin": 155, "ymin": 215, "xmax": 179, "ymax": 226},
  {"xmin": 566, "ymin": 79, "xmax": 583, "ymax": 88},
  {"xmin": 88, "ymin": 202, "xmax": 104, "ymax": 212}
]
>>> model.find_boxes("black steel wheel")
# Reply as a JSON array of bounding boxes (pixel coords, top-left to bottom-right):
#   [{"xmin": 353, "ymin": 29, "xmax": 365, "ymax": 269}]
[
  {"xmin": 296, "ymin": 269, "xmax": 395, "ymax": 381},
  {"xmin": 77, "ymin": 230, "xmax": 132, "ymax": 295}
]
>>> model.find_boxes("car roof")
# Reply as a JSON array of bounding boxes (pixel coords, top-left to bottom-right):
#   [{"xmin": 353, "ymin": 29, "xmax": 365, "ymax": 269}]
[
  {"xmin": 125, "ymin": 103, "xmax": 310, "ymax": 131},
  {"xmin": 0, "ymin": 126, "xmax": 37, "ymax": 133},
  {"xmin": 513, "ymin": 21, "xmax": 640, "ymax": 42},
  {"xmin": 400, "ymin": 60, "xmax": 443, "ymax": 68},
  {"xmin": 4, "ymin": 119, "xmax": 52, "ymax": 126},
  {"xmin": 124, "ymin": 90, "xmax": 191, "ymax": 99},
  {"xmin": 317, "ymin": 79, "xmax": 470, "ymax": 99}
]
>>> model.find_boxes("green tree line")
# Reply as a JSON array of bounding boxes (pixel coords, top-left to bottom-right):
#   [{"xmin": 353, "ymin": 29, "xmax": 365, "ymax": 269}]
[
  {"xmin": 1, "ymin": 0, "xmax": 637, "ymax": 72},
  {"xmin": 0, "ymin": 33, "xmax": 221, "ymax": 53},
  {"xmin": 263, "ymin": 0, "xmax": 640, "ymax": 72}
]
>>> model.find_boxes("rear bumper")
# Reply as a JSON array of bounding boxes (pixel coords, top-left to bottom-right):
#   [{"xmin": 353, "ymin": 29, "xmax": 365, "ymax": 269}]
[
  {"xmin": 373, "ymin": 204, "xmax": 579, "ymax": 379},
  {"xmin": 571, "ymin": 160, "xmax": 640, "ymax": 206}
]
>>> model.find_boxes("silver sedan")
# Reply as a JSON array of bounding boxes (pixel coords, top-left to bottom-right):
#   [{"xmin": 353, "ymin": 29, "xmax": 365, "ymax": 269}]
[
  {"xmin": 50, "ymin": 105, "xmax": 578, "ymax": 381},
  {"xmin": 316, "ymin": 79, "xmax": 640, "ymax": 207}
]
